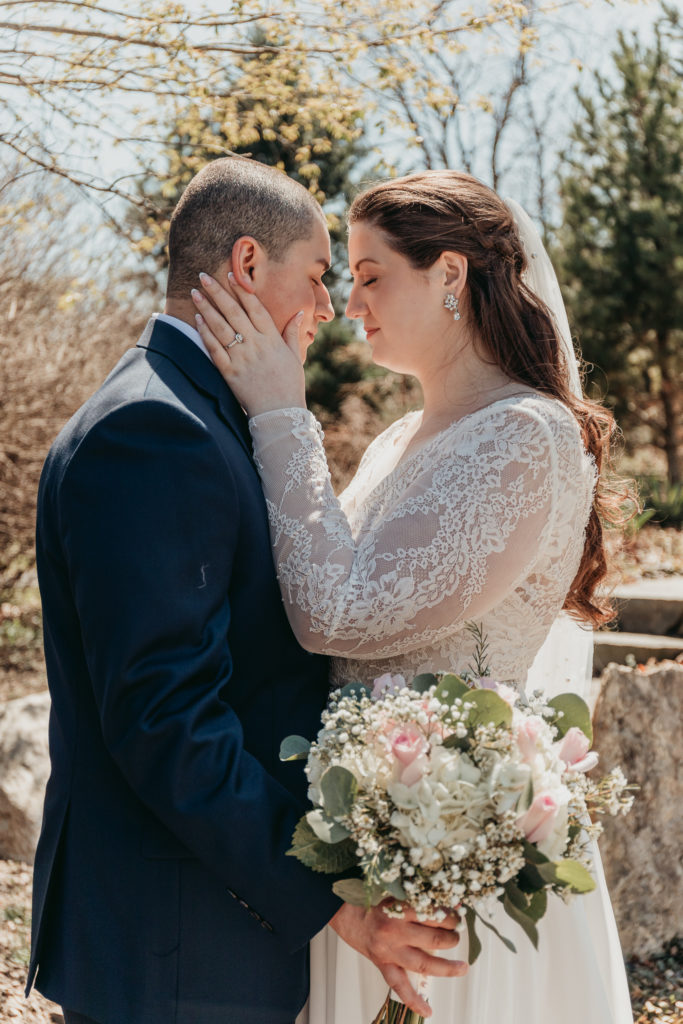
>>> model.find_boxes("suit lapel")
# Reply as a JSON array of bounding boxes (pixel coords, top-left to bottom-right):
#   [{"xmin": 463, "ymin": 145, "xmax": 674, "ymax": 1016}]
[{"xmin": 136, "ymin": 318, "xmax": 252, "ymax": 457}]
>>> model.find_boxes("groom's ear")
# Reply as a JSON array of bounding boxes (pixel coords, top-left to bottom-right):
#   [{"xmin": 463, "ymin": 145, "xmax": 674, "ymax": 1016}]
[{"xmin": 228, "ymin": 236, "xmax": 265, "ymax": 294}]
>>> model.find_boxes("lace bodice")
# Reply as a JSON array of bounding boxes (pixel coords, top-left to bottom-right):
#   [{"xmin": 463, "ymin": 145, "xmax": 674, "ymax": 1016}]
[{"xmin": 248, "ymin": 394, "xmax": 596, "ymax": 688}]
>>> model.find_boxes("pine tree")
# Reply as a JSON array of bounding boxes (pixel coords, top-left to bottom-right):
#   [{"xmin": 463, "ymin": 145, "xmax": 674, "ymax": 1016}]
[{"xmin": 558, "ymin": 11, "xmax": 682, "ymax": 483}]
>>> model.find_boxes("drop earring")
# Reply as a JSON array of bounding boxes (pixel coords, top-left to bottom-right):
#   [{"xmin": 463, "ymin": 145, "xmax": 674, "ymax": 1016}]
[{"xmin": 444, "ymin": 293, "xmax": 461, "ymax": 321}]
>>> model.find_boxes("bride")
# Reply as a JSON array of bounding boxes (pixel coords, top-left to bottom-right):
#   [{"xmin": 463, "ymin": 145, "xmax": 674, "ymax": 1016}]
[{"xmin": 192, "ymin": 170, "xmax": 633, "ymax": 1023}]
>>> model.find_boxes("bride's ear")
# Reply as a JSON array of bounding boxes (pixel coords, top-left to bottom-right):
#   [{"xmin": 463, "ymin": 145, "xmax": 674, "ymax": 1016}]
[
  {"xmin": 440, "ymin": 251, "xmax": 468, "ymax": 295},
  {"xmin": 228, "ymin": 236, "xmax": 265, "ymax": 293}
]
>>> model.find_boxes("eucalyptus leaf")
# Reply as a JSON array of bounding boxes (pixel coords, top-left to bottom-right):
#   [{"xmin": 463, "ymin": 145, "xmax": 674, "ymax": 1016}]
[
  {"xmin": 517, "ymin": 863, "xmax": 545, "ymax": 893},
  {"xmin": 471, "ymin": 909, "xmax": 518, "ymax": 954},
  {"xmin": 567, "ymin": 824, "xmax": 582, "ymax": 843},
  {"xmin": 466, "ymin": 688, "xmax": 513, "ymax": 729},
  {"xmin": 503, "ymin": 878, "xmax": 546, "ymax": 926},
  {"xmin": 473, "ymin": 908, "xmax": 517, "ymax": 954},
  {"xmin": 306, "ymin": 808, "xmax": 351, "ymax": 844},
  {"xmin": 364, "ymin": 879, "xmax": 389, "ymax": 907},
  {"xmin": 332, "ymin": 878, "xmax": 367, "ymax": 906},
  {"xmin": 279, "ymin": 735, "xmax": 311, "ymax": 762},
  {"xmin": 411, "ymin": 672, "xmax": 438, "ymax": 694},
  {"xmin": 434, "ymin": 674, "xmax": 470, "ymax": 706},
  {"xmin": 320, "ymin": 765, "xmax": 358, "ymax": 818},
  {"xmin": 383, "ymin": 876, "xmax": 408, "ymax": 901},
  {"xmin": 443, "ymin": 733, "xmax": 470, "ymax": 750},
  {"xmin": 504, "ymin": 879, "xmax": 529, "ymax": 912},
  {"xmin": 333, "ymin": 874, "xmax": 386, "ymax": 908},
  {"xmin": 523, "ymin": 839, "xmax": 550, "ymax": 865},
  {"xmin": 338, "ymin": 681, "xmax": 372, "ymax": 702},
  {"xmin": 538, "ymin": 859, "xmax": 596, "ymax": 893},
  {"xmin": 287, "ymin": 816, "xmax": 357, "ymax": 874},
  {"xmin": 465, "ymin": 906, "xmax": 482, "ymax": 965},
  {"xmin": 527, "ymin": 888, "xmax": 548, "ymax": 922},
  {"xmin": 502, "ymin": 891, "xmax": 539, "ymax": 950},
  {"xmin": 547, "ymin": 693, "xmax": 593, "ymax": 743},
  {"xmin": 368, "ymin": 851, "xmax": 408, "ymax": 903}
]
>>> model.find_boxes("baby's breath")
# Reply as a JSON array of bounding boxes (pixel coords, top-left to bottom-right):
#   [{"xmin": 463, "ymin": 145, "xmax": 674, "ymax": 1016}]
[{"xmin": 301, "ymin": 676, "xmax": 633, "ymax": 935}]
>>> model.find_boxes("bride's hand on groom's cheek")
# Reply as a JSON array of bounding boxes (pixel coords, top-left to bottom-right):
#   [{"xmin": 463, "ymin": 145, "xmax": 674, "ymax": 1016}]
[
  {"xmin": 329, "ymin": 901, "xmax": 467, "ymax": 1017},
  {"xmin": 191, "ymin": 272, "xmax": 307, "ymax": 417}
]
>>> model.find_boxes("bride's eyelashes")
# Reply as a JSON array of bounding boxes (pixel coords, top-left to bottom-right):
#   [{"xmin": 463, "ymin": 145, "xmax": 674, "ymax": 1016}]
[{"xmin": 361, "ymin": 278, "xmax": 378, "ymax": 287}]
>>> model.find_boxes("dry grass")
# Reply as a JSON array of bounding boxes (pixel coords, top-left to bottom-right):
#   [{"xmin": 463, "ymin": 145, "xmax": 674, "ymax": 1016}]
[{"xmin": 0, "ymin": 278, "xmax": 145, "ymax": 590}]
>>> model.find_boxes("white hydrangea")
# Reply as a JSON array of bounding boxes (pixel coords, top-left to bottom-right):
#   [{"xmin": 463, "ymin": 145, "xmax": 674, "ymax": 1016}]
[{"xmin": 299, "ymin": 676, "xmax": 632, "ymax": 922}]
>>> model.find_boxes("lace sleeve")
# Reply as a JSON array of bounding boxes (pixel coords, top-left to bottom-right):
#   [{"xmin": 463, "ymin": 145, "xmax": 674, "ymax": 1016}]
[{"xmin": 248, "ymin": 403, "xmax": 564, "ymax": 659}]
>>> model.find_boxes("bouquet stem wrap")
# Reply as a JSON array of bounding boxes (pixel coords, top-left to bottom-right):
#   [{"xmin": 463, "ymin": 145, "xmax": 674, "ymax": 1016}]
[{"xmin": 374, "ymin": 973, "xmax": 429, "ymax": 1024}]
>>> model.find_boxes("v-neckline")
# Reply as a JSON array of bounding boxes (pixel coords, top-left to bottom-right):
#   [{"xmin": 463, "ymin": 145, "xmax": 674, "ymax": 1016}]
[
  {"xmin": 356, "ymin": 391, "xmax": 550, "ymax": 506},
  {"xmin": 394, "ymin": 390, "xmax": 544, "ymax": 470}
]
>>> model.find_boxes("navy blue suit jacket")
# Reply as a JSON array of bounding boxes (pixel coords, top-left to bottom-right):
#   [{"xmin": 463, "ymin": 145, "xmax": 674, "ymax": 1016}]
[{"xmin": 28, "ymin": 319, "xmax": 341, "ymax": 1023}]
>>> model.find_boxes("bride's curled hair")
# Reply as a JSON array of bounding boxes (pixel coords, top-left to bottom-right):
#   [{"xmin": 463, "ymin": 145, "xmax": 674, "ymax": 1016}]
[{"xmin": 349, "ymin": 170, "xmax": 635, "ymax": 626}]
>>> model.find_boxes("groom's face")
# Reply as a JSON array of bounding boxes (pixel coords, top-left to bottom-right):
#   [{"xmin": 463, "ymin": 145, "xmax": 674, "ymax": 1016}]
[{"xmin": 254, "ymin": 215, "xmax": 335, "ymax": 361}]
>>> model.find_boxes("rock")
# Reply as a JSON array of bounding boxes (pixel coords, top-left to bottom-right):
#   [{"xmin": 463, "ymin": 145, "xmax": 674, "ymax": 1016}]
[
  {"xmin": 592, "ymin": 660, "xmax": 683, "ymax": 959},
  {"xmin": 0, "ymin": 691, "xmax": 50, "ymax": 862}
]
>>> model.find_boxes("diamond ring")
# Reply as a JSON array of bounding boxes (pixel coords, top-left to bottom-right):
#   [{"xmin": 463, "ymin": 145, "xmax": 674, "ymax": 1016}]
[{"xmin": 226, "ymin": 332, "xmax": 244, "ymax": 349}]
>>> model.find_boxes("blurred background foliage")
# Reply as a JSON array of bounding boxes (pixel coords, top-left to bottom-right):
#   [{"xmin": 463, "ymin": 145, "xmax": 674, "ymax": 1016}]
[{"xmin": 0, "ymin": 0, "xmax": 681, "ymax": 595}]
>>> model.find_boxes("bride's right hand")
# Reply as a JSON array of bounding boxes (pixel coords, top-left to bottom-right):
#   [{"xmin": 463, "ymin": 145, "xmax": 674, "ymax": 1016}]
[{"xmin": 329, "ymin": 901, "xmax": 467, "ymax": 1016}]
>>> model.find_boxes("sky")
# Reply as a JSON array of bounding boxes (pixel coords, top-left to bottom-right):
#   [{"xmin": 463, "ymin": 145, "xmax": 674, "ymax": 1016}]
[{"xmin": 0, "ymin": 0, "xmax": 669, "ymax": 281}]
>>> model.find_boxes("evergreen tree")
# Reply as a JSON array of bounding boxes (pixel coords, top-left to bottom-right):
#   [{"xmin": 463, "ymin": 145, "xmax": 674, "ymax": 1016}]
[{"xmin": 558, "ymin": 11, "xmax": 682, "ymax": 483}]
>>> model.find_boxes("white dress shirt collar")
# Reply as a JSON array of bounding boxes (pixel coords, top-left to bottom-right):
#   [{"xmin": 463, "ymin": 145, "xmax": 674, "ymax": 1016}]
[{"xmin": 153, "ymin": 312, "xmax": 212, "ymax": 362}]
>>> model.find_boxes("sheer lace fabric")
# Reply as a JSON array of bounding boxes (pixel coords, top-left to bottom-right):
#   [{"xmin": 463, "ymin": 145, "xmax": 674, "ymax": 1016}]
[
  {"xmin": 249, "ymin": 394, "xmax": 596, "ymax": 688},
  {"xmin": 252, "ymin": 393, "xmax": 632, "ymax": 1024}
]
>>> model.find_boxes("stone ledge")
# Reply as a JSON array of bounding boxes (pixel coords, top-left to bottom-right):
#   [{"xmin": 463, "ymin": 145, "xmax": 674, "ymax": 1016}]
[
  {"xmin": 612, "ymin": 577, "xmax": 683, "ymax": 638},
  {"xmin": 593, "ymin": 631, "xmax": 683, "ymax": 674}
]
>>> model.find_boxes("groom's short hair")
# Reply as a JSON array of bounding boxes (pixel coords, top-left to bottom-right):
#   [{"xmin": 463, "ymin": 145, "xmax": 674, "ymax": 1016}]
[{"xmin": 166, "ymin": 157, "xmax": 322, "ymax": 298}]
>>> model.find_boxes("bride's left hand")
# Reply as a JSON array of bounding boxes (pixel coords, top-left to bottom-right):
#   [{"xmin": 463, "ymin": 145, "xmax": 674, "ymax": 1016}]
[{"xmin": 191, "ymin": 272, "xmax": 307, "ymax": 417}]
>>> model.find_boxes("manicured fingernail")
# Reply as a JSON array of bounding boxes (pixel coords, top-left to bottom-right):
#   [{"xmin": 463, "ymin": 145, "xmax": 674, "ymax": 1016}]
[
  {"xmin": 195, "ymin": 313, "xmax": 204, "ymax": 325},
  {"xmin": 191, "ymin": 288, "xmax": 204, "ymax": 303},
  {"xmin": 199, "ymin": 272, "xmax": 215, "ymax": 287},
  {"xmin": 295, "ymin": 310, "xmax": 304, "ymax": 324},
  {"xmin": 227, "ymin": 271, "xmax": 235, "ymax": 282}
]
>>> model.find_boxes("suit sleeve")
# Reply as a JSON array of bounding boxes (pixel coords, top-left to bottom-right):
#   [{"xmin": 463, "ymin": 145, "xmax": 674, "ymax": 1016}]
[{"xmin": 59, "ymin": 399, "xmax": 340, "ymax": 951}]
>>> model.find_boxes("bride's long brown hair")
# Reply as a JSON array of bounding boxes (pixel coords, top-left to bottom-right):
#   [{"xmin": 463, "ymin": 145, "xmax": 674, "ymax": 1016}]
[{"xmin": 349, "ymin": 170, "xmax": 634, "ymax": 626}]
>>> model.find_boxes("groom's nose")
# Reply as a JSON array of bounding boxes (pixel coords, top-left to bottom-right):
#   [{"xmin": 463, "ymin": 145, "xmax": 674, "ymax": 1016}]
[{"xmin": 316, "ymin": 287, "xmax": 335, "ymax": 322}]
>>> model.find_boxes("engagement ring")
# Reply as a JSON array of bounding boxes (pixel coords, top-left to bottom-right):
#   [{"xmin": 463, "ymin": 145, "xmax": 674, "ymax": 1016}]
[{"xmin": 226, "ymin": 332, "xmax": 244, "ymax": 349}]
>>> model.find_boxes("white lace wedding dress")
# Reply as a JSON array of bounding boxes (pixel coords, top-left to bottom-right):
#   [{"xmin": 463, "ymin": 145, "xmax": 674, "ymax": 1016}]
[{"xmin": 248, "ymin": 391, "xmax": 633, "ymax": 1024}]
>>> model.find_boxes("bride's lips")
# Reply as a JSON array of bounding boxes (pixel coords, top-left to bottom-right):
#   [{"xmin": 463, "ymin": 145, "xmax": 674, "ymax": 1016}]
[{"xmin": 365, "ymin": 327, "xmax": 379, "ymax": 341}]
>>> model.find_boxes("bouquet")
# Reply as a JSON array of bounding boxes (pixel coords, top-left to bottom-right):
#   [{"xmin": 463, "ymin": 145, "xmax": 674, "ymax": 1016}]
[{"xmin": 280, "ymin": 649, "xmax": 634, "ymax": 1024}]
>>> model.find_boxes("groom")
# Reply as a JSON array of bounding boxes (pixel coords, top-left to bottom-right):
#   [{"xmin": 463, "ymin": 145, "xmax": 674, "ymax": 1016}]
[{"xmin": 27, "ymin": 157, "xmax": 462, "ymax": 1024}]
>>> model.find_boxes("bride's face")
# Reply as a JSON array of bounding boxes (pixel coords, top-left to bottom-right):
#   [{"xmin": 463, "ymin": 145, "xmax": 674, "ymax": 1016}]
[{"xmin": 345, "ymin": 222, "xmax": 455, "ymax": 376}]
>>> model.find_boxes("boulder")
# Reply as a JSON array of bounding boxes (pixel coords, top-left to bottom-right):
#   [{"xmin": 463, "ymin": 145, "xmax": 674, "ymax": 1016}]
[
  {"xmin": 0, "ymin": 690, "xmax": 50, "ymax": 862},
  {"xmin": 592, "ymin": 660, "xmax": 683, "ymax": 958}
]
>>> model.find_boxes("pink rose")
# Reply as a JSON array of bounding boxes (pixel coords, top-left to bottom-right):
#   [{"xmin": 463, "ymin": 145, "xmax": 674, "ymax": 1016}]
[
  {"xmin": 515, "ymin": 717, "xmax": 544, "ymax": 763},
  {"xmin": 390, "ymin": 725, "xmax": 429, "ymax": 787},
  {"xmin": 556, "ymin": 727, "xmax": 599, "ymax": 773},
  {"xmin": 371, "ymin": 673, "xmax": 406, "ymax": 700},
  {"xmin": 517, "ymin": 792, "xmax": 559, "ymax": 844}
]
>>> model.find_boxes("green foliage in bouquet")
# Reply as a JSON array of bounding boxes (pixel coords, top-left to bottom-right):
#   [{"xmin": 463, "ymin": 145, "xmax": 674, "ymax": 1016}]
[{"xmin": 280, "ymin": 667, "xmax": 633, "ymax": 967}]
